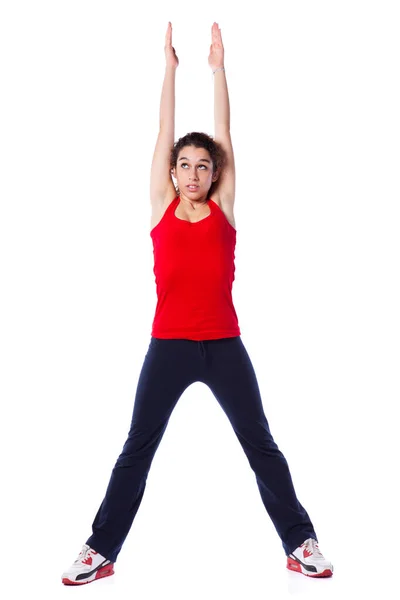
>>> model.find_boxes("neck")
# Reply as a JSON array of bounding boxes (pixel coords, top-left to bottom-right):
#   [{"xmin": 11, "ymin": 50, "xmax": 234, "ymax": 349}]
[{"xmin": 179, "ymin": 192, "xmax": 208, "ymax": 209}]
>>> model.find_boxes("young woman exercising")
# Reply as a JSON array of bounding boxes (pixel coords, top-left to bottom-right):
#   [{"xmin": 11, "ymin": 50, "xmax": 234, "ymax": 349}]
[{"xmin": 62, "ymin": 21, "xmax": 333, "ymax": 585}]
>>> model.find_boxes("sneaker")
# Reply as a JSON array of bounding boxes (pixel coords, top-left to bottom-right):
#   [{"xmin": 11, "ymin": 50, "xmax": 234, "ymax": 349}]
[
  {"xmin": 286, "ymin": 537, "xmax": 333, "ymax": 578},
  {"xmin": 62, "ymin": 543, "xmax": 114, "ymax": 585}
]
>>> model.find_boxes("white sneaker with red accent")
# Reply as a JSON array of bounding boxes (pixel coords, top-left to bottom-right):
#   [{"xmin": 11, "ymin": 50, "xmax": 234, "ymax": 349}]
[
  {"xmin": 287, "ymin": 538, "xmax": 333, "ymax": 578},
  {"xmin": 62, "ymin": 543, "xmax": 114, "ymax": 585}
]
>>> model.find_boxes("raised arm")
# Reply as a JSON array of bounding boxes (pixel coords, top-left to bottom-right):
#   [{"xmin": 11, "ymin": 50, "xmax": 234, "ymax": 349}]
[
  {"xmin": 150, "ymin": 22, "xmax": 179, "ymax": 207},
  {"xmin": 209, "ymin": 22, "xmax": 236, "ymax": 208}
]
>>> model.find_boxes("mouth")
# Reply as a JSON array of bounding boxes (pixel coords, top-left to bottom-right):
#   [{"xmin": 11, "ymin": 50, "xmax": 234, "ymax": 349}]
[{"xmin": 187, "ymin": 185, "xmax": 199, "ymax": 191}]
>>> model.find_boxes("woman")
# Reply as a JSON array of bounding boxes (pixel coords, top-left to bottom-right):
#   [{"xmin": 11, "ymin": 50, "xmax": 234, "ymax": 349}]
[{"xmin": 62, "ymin": 22, "xmax": 333, "ymax": 585}]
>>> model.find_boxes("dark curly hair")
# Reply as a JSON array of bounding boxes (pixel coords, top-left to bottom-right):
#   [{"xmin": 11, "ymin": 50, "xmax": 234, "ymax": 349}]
[{"xmin": 170, "ymin": 131, "xmax": 226, "ymax": 198}]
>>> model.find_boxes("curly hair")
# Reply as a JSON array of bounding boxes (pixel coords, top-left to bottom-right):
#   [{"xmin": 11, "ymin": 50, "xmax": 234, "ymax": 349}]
[{"xmin": 170, "ymin": 131, "xmax": 226, "ymax": 198}]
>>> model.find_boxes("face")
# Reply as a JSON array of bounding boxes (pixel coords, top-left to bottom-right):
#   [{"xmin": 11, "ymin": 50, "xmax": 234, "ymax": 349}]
[{"xmin": 171, "ymin": 146, "xmax": 219, "ymax": 200}]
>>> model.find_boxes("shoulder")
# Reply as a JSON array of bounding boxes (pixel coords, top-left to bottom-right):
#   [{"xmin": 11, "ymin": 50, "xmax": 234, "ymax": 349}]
[
  {"xmin": 211, "ymin": 190, "xmax": 236, "ymax": 230},
  {"xmin": 150, "ymin": 188, "xmax": 178, "ymax": 231}
]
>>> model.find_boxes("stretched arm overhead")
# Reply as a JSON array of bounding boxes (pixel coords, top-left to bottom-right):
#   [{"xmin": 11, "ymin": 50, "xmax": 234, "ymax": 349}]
[
  {"xmin": 209, "ymin": 22, "xmax": 236, "ymax": 210},
  {"xmin": 150, "ymin": 22, "xmax": 178, "ymax": 208}
]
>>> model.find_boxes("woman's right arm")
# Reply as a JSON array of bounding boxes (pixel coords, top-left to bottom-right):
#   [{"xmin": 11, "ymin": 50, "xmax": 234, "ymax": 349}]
[{"xmin": 150, "ymin": 23, "xmax": 179, "ymax": 207}]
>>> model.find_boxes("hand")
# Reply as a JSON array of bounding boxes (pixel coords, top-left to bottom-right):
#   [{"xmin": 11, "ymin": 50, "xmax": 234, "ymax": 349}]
[
  {"xmin": 208, "ymin": 22, "xmax": 224, "ymax": 71},
  {"xmin": 164, "ymin": 22, "xmax": 179, "ymax": 69}
]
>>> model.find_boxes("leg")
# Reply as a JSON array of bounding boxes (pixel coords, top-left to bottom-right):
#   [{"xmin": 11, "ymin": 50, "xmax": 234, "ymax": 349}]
[
  {"xmin": 86, "ymin": 337, "xmax": 199, "ymax": 563},
  {"xmin": 201, "ymin": 336, "xmax": 317, "ymax": 556}
]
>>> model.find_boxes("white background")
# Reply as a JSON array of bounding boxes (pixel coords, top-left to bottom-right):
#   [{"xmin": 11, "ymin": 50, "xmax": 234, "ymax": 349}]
[{"xmin": 1, "ymin": 1, "xmax": 399, "ymax": 598}]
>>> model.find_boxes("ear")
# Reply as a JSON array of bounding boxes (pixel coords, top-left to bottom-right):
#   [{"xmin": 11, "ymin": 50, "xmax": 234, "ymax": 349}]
[{"xmin": 212, "ymin": 168, "xmax": 221, "ymax": 183}]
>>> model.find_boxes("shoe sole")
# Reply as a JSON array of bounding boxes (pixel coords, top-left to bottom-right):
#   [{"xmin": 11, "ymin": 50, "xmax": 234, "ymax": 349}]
[
  {"xmin": 287, "ymin": 556, "xmax": 333, "ymax": 578},
  {"xmin": 62, "ymin": 563, "xmax": 115, "ymax": 585}
]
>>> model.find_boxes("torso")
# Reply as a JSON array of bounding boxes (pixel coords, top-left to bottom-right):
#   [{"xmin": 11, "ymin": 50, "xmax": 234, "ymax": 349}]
[{"xmin": 150, "ymin": 188, "xmax": 236, "ymax": 231}]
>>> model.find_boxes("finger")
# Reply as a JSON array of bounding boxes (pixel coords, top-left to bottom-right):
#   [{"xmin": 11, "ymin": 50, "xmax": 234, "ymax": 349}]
[{"xmin": 166, "ymin": 21, "xmax": 171, "ymax": 45}]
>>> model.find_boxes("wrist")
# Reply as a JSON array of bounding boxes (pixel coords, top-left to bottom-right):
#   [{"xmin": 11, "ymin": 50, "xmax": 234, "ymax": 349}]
[{"xmin": 212, "ymin": 66, "xmax": 225, "ymax": 75}]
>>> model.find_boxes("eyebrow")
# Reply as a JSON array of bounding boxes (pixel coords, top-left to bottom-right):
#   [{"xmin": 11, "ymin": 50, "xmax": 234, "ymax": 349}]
[{"xmin": 178, "ymin": 157, "xmax": 211, "ymax": 163}]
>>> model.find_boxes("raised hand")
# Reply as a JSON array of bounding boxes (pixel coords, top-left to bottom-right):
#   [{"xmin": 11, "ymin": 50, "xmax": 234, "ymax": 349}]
[
  {"xmin": 208, "ymin": 22, "xmax": 224, "ymax": 72},
  {"xmin": 164, "ymin": 22, "xmax": 179, "ymax": 69}
]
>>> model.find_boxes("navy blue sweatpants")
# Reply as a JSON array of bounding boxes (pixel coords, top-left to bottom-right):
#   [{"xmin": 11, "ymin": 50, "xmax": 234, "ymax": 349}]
[{"xmin": 86, "ymin": 336, "xmax": 317, "ymax": 563}]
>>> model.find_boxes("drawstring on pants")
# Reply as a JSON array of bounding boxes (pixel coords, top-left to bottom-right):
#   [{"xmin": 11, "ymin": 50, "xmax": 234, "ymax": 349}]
[{"xmin": 198, "ymin": 341, "xmax": 206, "ymax": 359}]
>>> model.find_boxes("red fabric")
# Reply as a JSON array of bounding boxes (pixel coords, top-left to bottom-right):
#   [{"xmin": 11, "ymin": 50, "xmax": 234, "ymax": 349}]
[{"xmin": 150, "ymin": 196, "xmax": 241, "ymax": 341}]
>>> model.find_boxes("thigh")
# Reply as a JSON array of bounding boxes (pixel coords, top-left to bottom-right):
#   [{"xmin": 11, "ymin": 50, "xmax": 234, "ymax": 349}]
[
  {"xmin": 202, "ymin": 337, "xmax": 269, "ymax": 431},
  {"xmin": 127, "ymin": 337, "xmax": 200, "ymax": 433}
]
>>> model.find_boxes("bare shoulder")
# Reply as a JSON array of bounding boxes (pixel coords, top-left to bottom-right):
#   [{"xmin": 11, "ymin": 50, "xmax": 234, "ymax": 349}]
[
  {"xmin": 211, "ymin": 189, "xmax": 236, "ymax": 230},
  {"xmin": 150, "ymin": 183, "xmax": 177, "ymax": 231}
]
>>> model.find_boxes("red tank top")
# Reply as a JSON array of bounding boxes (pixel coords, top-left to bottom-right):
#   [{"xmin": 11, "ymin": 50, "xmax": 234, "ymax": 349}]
[{"xmin": 150, "ymin": 196, "xmax": 241, "ymax": 341}]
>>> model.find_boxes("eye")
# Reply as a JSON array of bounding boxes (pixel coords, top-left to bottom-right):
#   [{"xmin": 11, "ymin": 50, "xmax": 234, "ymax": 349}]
[{"xmin": 181, "ymin": 163, "xmax": 207, "ymax": 169}]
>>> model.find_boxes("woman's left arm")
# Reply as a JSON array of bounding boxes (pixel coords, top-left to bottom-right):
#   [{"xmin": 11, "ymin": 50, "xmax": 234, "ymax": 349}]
[{"xmin": 209, "ymin": 22, "xmax": 236, "ymax": 207}]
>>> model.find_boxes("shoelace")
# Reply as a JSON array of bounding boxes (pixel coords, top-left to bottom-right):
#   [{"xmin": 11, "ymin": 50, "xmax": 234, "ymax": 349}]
[
  {"xmin": 303, "ymin": 538, "xmax": 324, "ymax": 559},
  {"xmin": 74, "ymin": 544, "xmax": 92, "ymax": 564}
]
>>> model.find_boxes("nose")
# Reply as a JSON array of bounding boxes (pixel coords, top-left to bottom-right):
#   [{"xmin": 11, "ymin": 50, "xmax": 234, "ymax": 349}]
[{"xmin": 188, "ymin": 169, "xmax": 199, "ymax": 180}]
